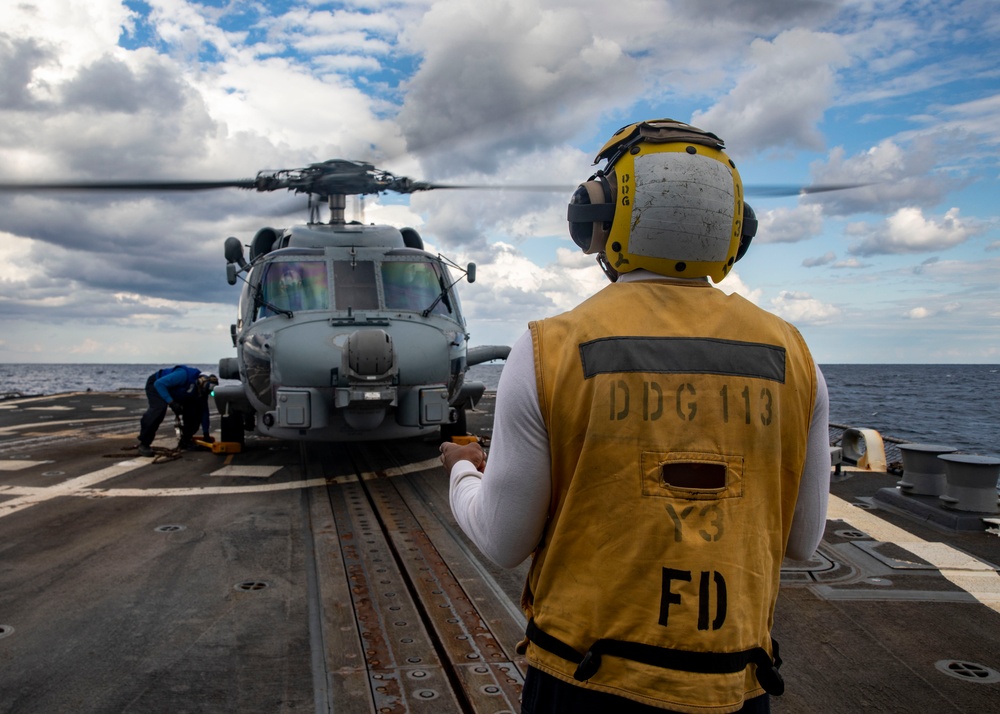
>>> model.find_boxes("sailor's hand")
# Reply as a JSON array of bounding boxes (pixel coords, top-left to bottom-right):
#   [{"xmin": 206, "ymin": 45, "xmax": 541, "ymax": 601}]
[
  {"xmin": 169, "ymin": 402, "xmax": 182, "ymax": 415},
  {"xmin": 439, "ymin": 441, "xmax": 486, "ymax": 474}
]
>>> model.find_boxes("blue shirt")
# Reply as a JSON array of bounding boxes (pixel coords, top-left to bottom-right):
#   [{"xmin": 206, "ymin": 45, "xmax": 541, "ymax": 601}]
[{"xmin": 153, "ymin": 366, "xmax": 211, "ymax": 436}]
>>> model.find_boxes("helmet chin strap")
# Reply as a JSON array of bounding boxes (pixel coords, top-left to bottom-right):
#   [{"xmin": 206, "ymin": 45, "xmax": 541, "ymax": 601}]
[{"xmin": 597, "ymin": 252, "xmax": 619, "ymax": 283}]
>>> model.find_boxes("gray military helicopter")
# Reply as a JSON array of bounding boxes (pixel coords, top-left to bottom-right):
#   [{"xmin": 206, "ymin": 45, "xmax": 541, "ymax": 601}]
[
  {"xmin": 0, "ymin": 158, "xmax": 519, "ymax": 444},
  {"xmin": 213, "ymin": 159, "xmax": 513, "ymax": 444}
]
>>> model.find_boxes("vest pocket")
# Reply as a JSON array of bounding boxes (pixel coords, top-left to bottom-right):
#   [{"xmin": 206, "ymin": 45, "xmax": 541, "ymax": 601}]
[{"xmin": 641, "ymin": 450, "xmax": 744, "ymax": 500}]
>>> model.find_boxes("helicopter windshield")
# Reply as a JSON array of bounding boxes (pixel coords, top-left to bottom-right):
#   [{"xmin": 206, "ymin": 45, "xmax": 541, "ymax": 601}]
[
  {"xmin": 253, "ymin": 257, "xmax": 457, "ymax": 319},
  {"xmin": 381, "ymin": 260, "xmax": 451, "ymax": 316},
  {"xmin": 333, "ymin": 260, "xmax": 379, "ymax": 310},
  {"xmin": 258, "ymin": 260, "xmax": 329, "ymax": 317}
]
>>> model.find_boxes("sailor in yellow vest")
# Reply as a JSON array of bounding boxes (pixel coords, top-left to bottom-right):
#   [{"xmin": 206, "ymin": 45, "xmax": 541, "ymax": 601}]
[{"xmin": 441, "ymin": 119, "xmax": 830, "ymax": 714}]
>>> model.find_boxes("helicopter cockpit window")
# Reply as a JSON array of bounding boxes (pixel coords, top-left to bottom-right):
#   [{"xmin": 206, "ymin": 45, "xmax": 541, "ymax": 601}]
[
  {"xmin": 381, "ymin": 261, "xmax": 451, "ymax": 315},
  {"xmin": 333, "ymin": 260, "xmax": 379, "ymax": 310},
  {"xmin": 258, "ymin": 260, "xmax": 329, "ymax": 318}
]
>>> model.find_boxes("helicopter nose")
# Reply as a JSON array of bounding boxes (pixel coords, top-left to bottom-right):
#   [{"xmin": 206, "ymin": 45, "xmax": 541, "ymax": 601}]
[{"xmin": 335, "ymin": 329, "xmax": 400, "ymax": 431}]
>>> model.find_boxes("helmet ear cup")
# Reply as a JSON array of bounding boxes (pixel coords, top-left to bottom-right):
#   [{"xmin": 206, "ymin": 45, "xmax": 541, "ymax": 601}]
[
  {"xmin": 735, "ymin": 202, "xmax": 757, "ymax": 263},
  {"xmin": 567, "ymin": 172, "xmax": 615, "ymax": 253}
]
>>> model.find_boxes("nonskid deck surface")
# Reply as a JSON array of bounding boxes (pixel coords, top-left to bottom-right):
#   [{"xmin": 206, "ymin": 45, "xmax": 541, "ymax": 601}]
[{"xmin": 0, "ymin": 392, "xmax": 997, "ymax": 713}]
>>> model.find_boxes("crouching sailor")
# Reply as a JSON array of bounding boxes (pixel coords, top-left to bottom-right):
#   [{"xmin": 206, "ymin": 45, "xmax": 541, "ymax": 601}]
[
  {"xmin": 440, "ymin": 119, "xmax": 831, "ymax": 713},
  {"xmin": 136, "ymin": 365, "xmax": 218, "ymax": 456}
]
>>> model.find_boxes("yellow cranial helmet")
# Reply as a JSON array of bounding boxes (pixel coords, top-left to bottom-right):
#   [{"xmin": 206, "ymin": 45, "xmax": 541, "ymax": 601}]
[{"xmin": 567, "ymin": 119, "xmax": 757, "ymax": 282}]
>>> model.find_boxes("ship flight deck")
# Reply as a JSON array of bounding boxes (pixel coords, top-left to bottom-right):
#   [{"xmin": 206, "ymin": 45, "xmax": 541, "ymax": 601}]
[{"xmin": 0, "ymin": 391, "xmax": 997, "ymax": 713}]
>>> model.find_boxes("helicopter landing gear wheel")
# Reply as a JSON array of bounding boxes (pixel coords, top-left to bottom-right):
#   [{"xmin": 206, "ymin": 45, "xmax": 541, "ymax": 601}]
[
  {"xmin": 439, "ymin": 407, "xmax": 467, "ymax": 443},
  {"xmin": 220, "ymin": 411, "xmax": 246, "ymax": 447}
]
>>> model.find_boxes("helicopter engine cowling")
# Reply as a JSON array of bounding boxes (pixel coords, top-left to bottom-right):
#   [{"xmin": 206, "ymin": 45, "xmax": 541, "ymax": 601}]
[{"xmin": 218, "ymin": 357, "xmax": 240, "ymax": 381}]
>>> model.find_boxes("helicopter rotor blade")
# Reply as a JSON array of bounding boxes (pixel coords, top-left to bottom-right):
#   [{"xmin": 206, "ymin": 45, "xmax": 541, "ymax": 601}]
[
  {"xmin": 745, "ymin": 182, "xmax": 872, "ymax": 197},
  {"xmin": 412, "ymin": 182, "xmax": 578, "ymax": 192},
  {"xmin": 411, "ymin": 181, "xmax": 873, "ymax": 197},
  {"xmin": 0, "ymin": 170, "xmax": 873, "ymax": 200},
  {"xmin": 0, "ymin": 179, "xmax": 257, "ymax": 192}
]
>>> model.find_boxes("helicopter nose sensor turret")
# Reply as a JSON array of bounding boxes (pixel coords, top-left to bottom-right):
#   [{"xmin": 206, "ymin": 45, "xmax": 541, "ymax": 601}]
[{"xmin": 335, "ymin": 329, "xmax": 399, "ymax": 431}]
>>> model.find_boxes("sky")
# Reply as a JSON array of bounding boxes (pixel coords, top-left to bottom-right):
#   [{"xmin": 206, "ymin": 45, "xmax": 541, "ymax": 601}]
[{"xmin": 0, "ymin": 0, "xmax": 998, "ymax": 365}]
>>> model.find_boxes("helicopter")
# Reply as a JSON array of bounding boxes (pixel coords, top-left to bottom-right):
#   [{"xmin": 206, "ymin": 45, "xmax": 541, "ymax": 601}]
[
  {"xmin": 0, "ymin": 158, "xmax": 522, "ymax": 444},
  {"xmin": 0, "ymin": 153, "xmax": 866, "ymax": 445},
  {"xmin": 212, "ymin": 159, "xmax": 515, "ymax": 444}
]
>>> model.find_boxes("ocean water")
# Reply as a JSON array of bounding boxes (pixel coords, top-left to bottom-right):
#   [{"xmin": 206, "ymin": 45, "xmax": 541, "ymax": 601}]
[
  {"xmin": 475, "ymin": 363, "xmax": 1000, "ymax": 457},
  {"xmin": 0, "ymin": 364, "xmax": 227, "ymax": 396},
  {"xmin": 1, "ymin": 362, "xmax": 997, "ymax": 457}
]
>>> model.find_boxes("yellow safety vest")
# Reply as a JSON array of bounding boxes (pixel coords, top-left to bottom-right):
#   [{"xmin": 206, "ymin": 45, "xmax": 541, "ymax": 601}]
[{"xmin": 523, "ymin": 280, "xmax": 816, "ymax": 713}]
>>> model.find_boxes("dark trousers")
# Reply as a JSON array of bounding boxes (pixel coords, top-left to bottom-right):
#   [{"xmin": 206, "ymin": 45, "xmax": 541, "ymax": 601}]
[
  {"xmin": 521, "ymin": 667, "xmax": 770, "ymax": 714},
  {"xmin": 138, "ymin": 375, "xmax": 201, "ymax": 447}
]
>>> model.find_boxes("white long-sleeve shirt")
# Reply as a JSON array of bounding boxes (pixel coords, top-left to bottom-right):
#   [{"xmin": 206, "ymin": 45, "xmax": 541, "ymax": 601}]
[{"xmin": 449, "ymin": 280, "xmax": 831, "ymax": 568}]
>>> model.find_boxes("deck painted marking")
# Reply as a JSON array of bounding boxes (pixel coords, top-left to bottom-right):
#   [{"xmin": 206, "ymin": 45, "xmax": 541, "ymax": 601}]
[
  {"xmin": 0, "ymin": 459, "xmax": 148, "ymax": 519},
  {"xmin": 829, "ymin": 495, "xmax": 1000, "ymax": 613},
  {"xmin": 100, "ymin": 457, "xmax": 443, "ymax": 497},
  {"xmin": 0, "ymin": 416, "xmax": 138, "ymax": 436},
  {"xmin": 89, "ymin": 476, "xmax": 357, "ymax": 497},
  {"xmin": 0, "ymin": 460, "xmax": 53, "ymax": 471},
  {"xmin": 0, "ymin": 457, "xmax": 440, "ymax": 514},
  {"xmin": 26, "ymin": 406, "xmax": 74, "ymax": 411},
  {"xmin": 210, "ymin": 465, "xmax": 284, "ymax": 479}
]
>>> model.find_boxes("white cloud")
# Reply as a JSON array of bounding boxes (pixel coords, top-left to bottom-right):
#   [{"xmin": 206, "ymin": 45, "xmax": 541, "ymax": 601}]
[
  {"xmin": 714, "ymin": 270, "xmax": 762, "ymax": 305},
  {"xmin": 847, "ymin": 206, "xmax": 984, "ymax": 256},
  {"xmin": 554, "ymin": 247, "xmax": 597, "ymax": 269},
  {"xmin": 768, "ymin": 290, "xmax": 841, "ymax": 325},
  {"xmin": 806, "ymin": 137, "xmax": 955, "ymax": 216},
  {"xmin": 756, "ymin": 203, "xmax": 824, "ymax": 244},
  {"xmin": 69, "ymin": 338, "xmax": 103, "ymax": 355},
  {"xmin": 0, "ymin": 0, "xmax": 134, "ymax": 86},
  {"xmin": 407, "ymin": 144, "xmax": 587, "ymax": 253},
  {"xmin": 831, "ymin": 257, "xmax": 868, "ymax": 269},
  {"xmin": 0, "ymin": 232, "xmax": 44, "ymax": 281},
  {"xmin": 906, "ymin": 302, "xmax": 960, "ymax": 320},
  {"xmin": 458, "ymin": 241, "xmax": 608, "ymax": 345},
  {"xmin": 802, "ymin": 251, "xmax": 836, "ymax": 268},
  {"xmin": 397, "ymin": 0, "xmax": 640, "ymax": 175},
  {"xmin": 941, "ymin": 93, "xmax": 1000, "ymax": 149},
  {"xmin": 692, "ymin": 28, "xmax": 849, "ymax": 155}
]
